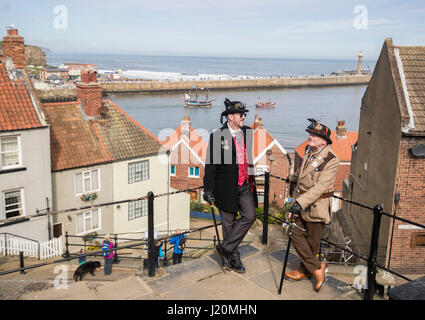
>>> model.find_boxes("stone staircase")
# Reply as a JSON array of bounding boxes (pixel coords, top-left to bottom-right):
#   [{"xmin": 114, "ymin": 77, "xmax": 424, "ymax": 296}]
[{"xmin": 1, "ymin": 222, "xmax": 400, "ymax": 300}]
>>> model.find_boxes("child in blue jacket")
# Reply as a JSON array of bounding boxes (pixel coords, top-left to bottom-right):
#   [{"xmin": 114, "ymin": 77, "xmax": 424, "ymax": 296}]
[{"xmin": 170, "ymin": 229, "xmax": 186, "ymax": 265}]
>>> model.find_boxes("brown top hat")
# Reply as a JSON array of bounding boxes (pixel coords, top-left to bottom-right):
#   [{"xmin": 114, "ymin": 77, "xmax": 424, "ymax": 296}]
[{"xmin": 306, "ymin": 119, "xmax": 332, "ymax": 144}]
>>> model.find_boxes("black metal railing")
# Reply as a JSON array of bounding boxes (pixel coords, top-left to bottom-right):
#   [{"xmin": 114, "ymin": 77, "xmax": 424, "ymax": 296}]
[
  {"xmin": 1, "ymin": 171, "xmax": 424, "ymax": 302},
  {"xmin": 263, "ymin": 171, "xmax": 425, "ymax": 300}
]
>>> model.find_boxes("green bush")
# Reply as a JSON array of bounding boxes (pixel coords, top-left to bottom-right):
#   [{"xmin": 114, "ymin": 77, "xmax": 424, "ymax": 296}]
[
  {"xmin": 190, "ymin": 200, "xmax": 206, "ymax": 212},
  {"xmin": 257, "ymin": 202, "xmax": 292, "ymax": 224}
]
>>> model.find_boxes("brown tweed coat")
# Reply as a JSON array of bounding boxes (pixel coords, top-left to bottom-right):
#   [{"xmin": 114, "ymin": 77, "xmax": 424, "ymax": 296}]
[{"xmin": 289, "ymin": 144, "xmax": 339, "ymax": 223}]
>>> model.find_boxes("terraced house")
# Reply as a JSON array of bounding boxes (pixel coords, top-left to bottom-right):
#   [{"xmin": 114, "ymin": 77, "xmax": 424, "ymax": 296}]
[
  {"xmin": 0, "ymin": 28, "xmax": 52, "ymax": 241},
  {"xmin": 42, "ymin": 71, "xmax": 189, "ymax": 248},
  {"xmin": 343, "ymin": 38, "xmax": 425, "ymax": 273}
]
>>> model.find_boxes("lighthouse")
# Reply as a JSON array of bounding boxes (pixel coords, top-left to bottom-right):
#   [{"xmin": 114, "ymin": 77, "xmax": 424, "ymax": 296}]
[{"xmin": 356, "ymin": 51, "xmax": 363, "ymax": 75}]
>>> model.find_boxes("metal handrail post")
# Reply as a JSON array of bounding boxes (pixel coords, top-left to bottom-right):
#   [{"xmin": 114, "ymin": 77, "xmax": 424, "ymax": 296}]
[
  {"xmin": 19, "ymin": 251, "xmax": 26, "ymax": 275},
  {"xmin": 163, "ymin": 239, "xmax": 168, "ymax": 267},
  {"xmin": 147, "ymin": 192, "xmax": 155, "ymax": 277},
  {"xmin": 64, "ymin": 232, "xmax": 70, "ymax": 258},
  {"xmin": 262, "ymin": 171, "xmax": 270, "ymax": 245},
  {"xmin": 113, "ymin": 234, "xmax": 119, "ymax": 263},
  {"xmin": 364, "ymin": 204, "xmax": 383, "ymax": 300}
]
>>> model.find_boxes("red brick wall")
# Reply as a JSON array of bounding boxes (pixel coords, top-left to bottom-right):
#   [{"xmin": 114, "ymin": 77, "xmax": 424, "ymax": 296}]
[
  {"xmin": 256, "ymin": 144, "xmax": 289, "ymax": 208},
  {"xmin": 387, "ymin": 136, "xmax": 425, "ymax": 273},
  {"xmin": 2, "ymin": 29, "xmax": 26, "ymax": 69},
  {"xmin": 76, "ymin": 83, "xmax": 102, "ymax": 117},
  {"xmin": 169, "ymin": 143, "xmax": 204, "ymax": 201}
]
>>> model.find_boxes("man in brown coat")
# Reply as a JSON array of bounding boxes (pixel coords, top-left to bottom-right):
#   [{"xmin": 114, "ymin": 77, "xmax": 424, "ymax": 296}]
[{"xmin": 285, "ymin": 119, "xmax": 339, "ymax": 292}]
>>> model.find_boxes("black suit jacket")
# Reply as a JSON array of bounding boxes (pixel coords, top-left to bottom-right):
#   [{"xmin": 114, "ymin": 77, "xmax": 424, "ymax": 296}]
[{"xmin": 204, "ymin": 122, "xmax": 258, "ymax": 213}]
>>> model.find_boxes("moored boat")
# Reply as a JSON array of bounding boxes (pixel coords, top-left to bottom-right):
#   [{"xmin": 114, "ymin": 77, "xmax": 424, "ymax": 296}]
[
  {"xmin": 184, "ymin": 86, "xmax": 214, "ymax": 108},
  {"xmin": 255, "ymin": 98, "xmax": 276, "ymax": 109}
]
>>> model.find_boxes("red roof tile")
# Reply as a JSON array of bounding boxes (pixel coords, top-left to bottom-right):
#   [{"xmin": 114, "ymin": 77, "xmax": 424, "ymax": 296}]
[
  {"xmin": 0, "ymin": 61, "xmax": 43, "ymax": 131},
  {"xmin": 42, "ymin": 100, "xmax": 163, "ymax": 171}
]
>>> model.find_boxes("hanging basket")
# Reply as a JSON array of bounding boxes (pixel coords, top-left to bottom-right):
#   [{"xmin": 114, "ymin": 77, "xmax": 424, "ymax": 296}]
[{"xmin": 81, "ymin": 192, "xmax": 98, "ymax": 202}]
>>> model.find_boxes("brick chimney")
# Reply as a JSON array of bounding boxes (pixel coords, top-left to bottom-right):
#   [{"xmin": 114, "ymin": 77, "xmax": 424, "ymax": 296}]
[
  {"xmin": 2, "ymin": 27, "xmax": 26, "ymax": 69},
  {"xmin": 181, "ymin": 116, "xmax": 191, "ymax": 140},
  {"xmin": 336, "ymin": 120, "xmax": 347, "ymax": 138},
  {"xmin": 76, "ymin": 70, "xmax": 103, "ymax": 117},
  {"xmin": 254, "ymin": 114, "xmax": 263, "ymax": 130}
]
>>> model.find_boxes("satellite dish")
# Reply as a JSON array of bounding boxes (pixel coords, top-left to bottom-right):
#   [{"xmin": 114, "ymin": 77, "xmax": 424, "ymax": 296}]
[{"xmin": 411, "ymin": 144, "xmax": 425, "ymax": 158}]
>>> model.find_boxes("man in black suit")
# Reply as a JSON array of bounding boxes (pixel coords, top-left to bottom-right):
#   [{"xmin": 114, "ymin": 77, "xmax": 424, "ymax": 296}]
[{"xmin": 203, "ymin": 98, "xmax": 258, "ymax": 273}]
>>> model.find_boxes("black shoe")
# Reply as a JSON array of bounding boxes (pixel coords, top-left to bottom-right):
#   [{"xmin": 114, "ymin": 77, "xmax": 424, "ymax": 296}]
[
  {"xmin": 216, "ymin": 245, "xmax": 232, "ymax": 270},
  {"xmin": 230, "ymin": 252, "xmax": 246, "ymax": 274}
]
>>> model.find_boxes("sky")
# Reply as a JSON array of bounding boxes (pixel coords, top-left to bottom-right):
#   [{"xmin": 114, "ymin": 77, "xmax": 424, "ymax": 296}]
[{"xmin": 0, "ymin": 0, "xmax": 424, "ymax": 60}]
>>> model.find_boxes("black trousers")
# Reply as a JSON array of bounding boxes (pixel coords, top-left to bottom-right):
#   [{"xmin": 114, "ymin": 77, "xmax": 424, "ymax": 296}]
[
  {"xmin": 173, "ymin": 253, "xmax": 183, "ymax": 264},
  {"xmin": 219, "ymin": 181, "xmax": 256, "ymax": 254}
]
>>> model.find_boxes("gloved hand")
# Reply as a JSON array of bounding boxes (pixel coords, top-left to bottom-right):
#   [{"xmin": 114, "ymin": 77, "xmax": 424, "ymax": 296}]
[
  {"xmin": 284, "ymin": 176, "xmax": 290, "ymax": 182},
  {"xmin": 203, "ymin": 191, "xmax": 215, "ymax": 204},
  {"xmin": 288, "ymin": 201, "xmax": 302, "ymax": 219}
]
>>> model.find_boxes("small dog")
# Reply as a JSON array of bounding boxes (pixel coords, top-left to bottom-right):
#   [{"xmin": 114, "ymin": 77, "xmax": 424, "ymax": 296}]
[{"xmin": 73, "ymin": 261, "xmax": 101, "ymax": 282}]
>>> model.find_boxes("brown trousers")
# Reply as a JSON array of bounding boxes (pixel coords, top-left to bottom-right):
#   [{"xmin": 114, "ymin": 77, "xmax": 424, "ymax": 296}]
[{"xmin": 291, "ymin": 217, "xmax": 324, "ymax": 275}]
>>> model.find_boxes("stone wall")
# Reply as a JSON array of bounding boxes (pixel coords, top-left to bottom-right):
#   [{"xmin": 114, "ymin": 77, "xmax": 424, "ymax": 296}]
[
  {"xmin": 100, "ymin": 75, "xmax": 371, "ymax": 93},
  {"xmin": 35, "ymin": 75, "xmax": 371, "ymax": 100}
]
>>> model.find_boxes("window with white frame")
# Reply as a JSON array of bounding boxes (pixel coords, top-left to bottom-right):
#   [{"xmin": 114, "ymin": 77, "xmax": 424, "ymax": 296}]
[
  {"xmin": 128, "ymin": 199, "xmax": 148, "ymax": 221},
  {"xmin": 3, "ymin": 189, "xmax": 24, "ymax": 219},
  {"xmin": 0, "ymin": 136, "xmax": 21, "ymax": 169},
  {"xmin": 188, "ymin": 166, "xmax": 200, "ymax": 178},
  {"xmin": 76, "ymin": 209, "xmax": 100, "ymax": 235},
  {"xmin": 128, "ymin": 160, "xmax": 149, "ymax": 184},
  {"xmin": 75, "ymin": 169, "xmax": 100, "ymax": 195},
  {"xmin": 170, "ymin": 165, "xmax": 176, "ymax": 176}
]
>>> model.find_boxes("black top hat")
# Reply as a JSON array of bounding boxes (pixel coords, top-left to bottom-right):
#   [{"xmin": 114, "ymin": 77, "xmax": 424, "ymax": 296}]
[
  {"xmin": 220, "ymin": 98, "xmax": 249, "ymax": 124},
  {"xmin": 306, "ymin": 119, "xmax": 332, "ymax": 144}
]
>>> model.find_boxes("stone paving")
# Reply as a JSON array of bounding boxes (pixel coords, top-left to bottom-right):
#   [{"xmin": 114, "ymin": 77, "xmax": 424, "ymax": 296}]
[{"xmin": 0, "ymin": 220, "xmax": 417, "ymax": 300}]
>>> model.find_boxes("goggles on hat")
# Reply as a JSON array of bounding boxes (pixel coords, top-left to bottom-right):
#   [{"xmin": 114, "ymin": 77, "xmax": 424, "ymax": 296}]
[
  {"xmin": 233, "ymin": 102, "xmax": 246, "ymax": 111},
  {"xmin": 307, "ymin": 121, "xmax": 329, "ymax": 135}
]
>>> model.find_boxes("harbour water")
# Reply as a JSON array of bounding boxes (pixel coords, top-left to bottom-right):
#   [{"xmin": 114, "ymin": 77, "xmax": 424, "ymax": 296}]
[
  {"xmin": 46, "ymin": 53, "xmax": 372, "ymax": 149},
  {"xmin": 109, "ymin": 85, "xmax": 366, "ymax": 150}
]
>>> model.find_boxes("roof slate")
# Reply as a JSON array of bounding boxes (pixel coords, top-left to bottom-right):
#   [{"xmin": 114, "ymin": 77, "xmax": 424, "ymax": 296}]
[
  {"xmin": 396, "ymin": 46, "xmax": 425, "ymax": 134},
  {"xmin": 0, "ymin": 61, "xmax": 43, "ymax": 131},
  {"xmin": 42, "ymin": 100, "xmax": 163, "ymax": 171}
]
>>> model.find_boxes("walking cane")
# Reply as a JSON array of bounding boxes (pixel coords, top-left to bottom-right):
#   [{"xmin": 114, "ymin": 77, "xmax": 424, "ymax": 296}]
[
  {"xmin": 278, "ymin": 222, "xmax": 294, "ymax": 295},
  {"xmin": 208, "ymin": 199, "xmax": 226, "ymax": 272},
  {"xmin": 278, "ymin": 215, "xmax": 306, "ymax": 295}
]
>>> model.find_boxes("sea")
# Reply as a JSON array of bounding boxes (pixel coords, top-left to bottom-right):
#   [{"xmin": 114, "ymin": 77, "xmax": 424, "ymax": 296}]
[{"xmin": 46, "ymin": 53, "xmax": 376, "ymax": 150}]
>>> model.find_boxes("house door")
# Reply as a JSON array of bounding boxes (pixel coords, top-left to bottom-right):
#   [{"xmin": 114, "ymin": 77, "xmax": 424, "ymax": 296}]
[
  {"xmin": 53, "ymin": 223, "xmax": 63, "ymax": 238},
  {"xmin": 190, "ymin": 191, "xmax": 197, "ymax": 201}
]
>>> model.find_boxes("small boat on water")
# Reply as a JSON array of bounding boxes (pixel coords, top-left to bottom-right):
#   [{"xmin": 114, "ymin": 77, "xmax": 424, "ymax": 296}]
[
  {"xmin": 184, "ymin": 87, "xmax": 215, "ymax": 108},
  {"xmin": 255, "ymin": 97, "xmax": 276, "ymax": 109}
]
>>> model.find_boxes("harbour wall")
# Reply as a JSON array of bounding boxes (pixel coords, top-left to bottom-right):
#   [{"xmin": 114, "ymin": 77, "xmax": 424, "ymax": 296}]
[{"xmin": 36, "ymin": 75, "xmax": 370, "ymax": 100}]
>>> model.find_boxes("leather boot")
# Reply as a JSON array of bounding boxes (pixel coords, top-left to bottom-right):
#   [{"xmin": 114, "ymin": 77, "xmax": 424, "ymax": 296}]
[{"xmin": 313, "ymin": 261, "xmax": 326, "ymax": 292}]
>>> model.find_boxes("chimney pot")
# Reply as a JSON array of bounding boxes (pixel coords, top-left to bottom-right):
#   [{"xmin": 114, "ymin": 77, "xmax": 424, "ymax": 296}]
[
  {"xmin": 336, "ymin": 120, "xmax": 347, "ymax": 138},
  {"xmin": 7, "ymin": 28, "xmax": 19, "ymax": 36}
]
